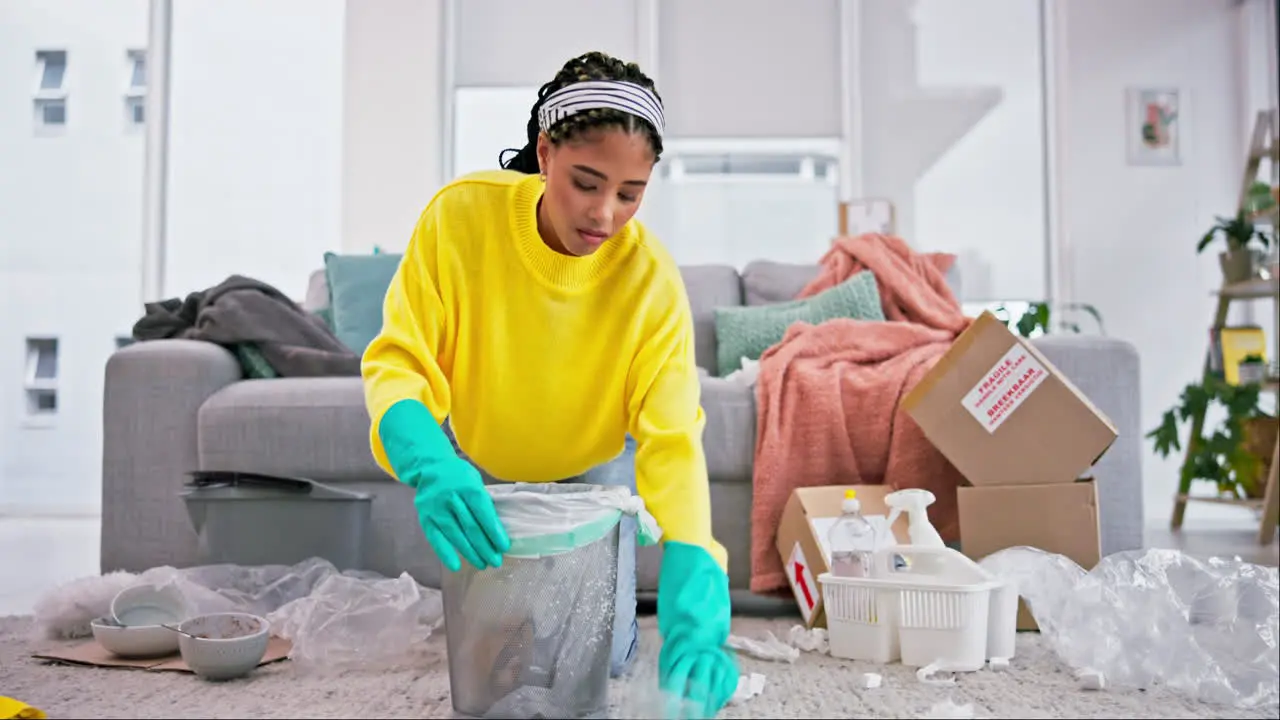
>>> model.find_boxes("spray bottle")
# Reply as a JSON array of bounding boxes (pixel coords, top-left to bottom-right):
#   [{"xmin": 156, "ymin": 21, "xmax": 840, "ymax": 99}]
[{"xmin": 884, "ymin": 489, "xmax": 945, "ymax": 548}]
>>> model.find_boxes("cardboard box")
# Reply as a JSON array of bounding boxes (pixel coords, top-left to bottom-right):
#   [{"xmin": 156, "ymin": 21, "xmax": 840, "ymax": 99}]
[
  {"xmin": 901, "ymin": 311, "xmax": 1118, "ymax": 488},
  {"xmin": 33, "ymin": 635, "xmax": 291, "ymax": 672},
  {"xmin": 775, "ymin": 484, "xmax": 910, "ymax": 628},
  {"xmin": 957, "ymin": 479, "xmax": 1102, "ymax": 630},
  {"xmin": 902, "ymin": 311, "xmax": 1118, "ymax": 631}
]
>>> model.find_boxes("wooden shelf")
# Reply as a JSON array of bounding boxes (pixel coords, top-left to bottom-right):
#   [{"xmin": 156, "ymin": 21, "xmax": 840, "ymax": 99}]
[
  {"xmin": 1217, "ymin": 277, "xmax": 1280, "ymax": 300},
  {"xmin": 1176, "ymin": 492, "xmax": 1265, "ymax": 509},
  {"xmin": 1248, "ymin": 205, "xmax": 1278, "ymax": 227},
  {"xmin": 1174, "ymin": 108, "xmax": 1280, "ymax": 547}
]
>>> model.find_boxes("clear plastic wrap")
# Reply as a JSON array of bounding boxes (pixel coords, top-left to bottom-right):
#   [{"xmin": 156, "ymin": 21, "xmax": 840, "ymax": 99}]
[
  {"xmin": 267, "ymin": 571, "xmax": 443, "ymax": 673},
  {"xmin": 33, "ymin": 556, "xmax": 444, "ymax": 673},
  {"xmin": 978, "ymin": 546, "xmax": 1279, "ymax": 709}
]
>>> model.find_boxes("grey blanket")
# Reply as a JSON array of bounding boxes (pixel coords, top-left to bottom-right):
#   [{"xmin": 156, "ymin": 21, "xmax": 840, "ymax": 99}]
[{"xmin": 132, "ymin": 274, "xmax": 361, "ymax": 377}]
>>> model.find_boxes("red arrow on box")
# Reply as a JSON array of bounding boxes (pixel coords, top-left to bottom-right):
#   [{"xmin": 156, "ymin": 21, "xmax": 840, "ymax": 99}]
[{"xmin": 794, "ymin": 561, "xmax": 814, "ymax": 609}]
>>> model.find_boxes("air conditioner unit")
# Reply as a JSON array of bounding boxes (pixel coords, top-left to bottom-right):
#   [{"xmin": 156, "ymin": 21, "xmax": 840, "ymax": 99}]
[{"xmin": 663, "ymin": 153, "xmax": 840, "ymax": 185}]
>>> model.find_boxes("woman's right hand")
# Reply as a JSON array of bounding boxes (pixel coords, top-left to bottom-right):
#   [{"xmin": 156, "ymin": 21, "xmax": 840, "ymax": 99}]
[
  {"xmin": 377, "ymin": 398, "xmax": 511, "ymax": 573},
  {"xmin": 404, "ymin": 457, "xmax": 511, "ymax": 572}
]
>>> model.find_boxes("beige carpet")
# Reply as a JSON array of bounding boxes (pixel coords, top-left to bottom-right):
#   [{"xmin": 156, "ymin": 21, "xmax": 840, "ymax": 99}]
[{"xmin": 0, "ymin": 613, "xmax": 1270, "ymax": 719}]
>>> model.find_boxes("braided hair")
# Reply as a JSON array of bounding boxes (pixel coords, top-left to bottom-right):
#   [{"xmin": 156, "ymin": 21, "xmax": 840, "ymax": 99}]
[{"xmin": 499, "ymin": 51, "xmax": 664, "ymax": 174}]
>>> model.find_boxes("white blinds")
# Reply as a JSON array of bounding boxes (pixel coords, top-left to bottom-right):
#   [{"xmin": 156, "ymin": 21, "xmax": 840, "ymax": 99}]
[
  {"xmin": 453, "ymin": 0, "xmax": 843, "ymax": 138},
  {"xmin": 454, "ymin": 0, "xmax": 639, "ymax": 87},
  {"xmin": 657, "ymin": 0, "xmax": 843, "ymax": 137}
]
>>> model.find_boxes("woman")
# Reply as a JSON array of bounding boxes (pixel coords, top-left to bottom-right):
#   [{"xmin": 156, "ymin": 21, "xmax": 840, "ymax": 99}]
[{"xmin": 361, "ymin": 51, "xmax": 737, "ymax": 717}]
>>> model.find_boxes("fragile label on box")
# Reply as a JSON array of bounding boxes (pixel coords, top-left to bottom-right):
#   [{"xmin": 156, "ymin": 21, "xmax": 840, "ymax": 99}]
[{"xmin": 961, "ymin": 344, "xmax": 1048, "ymax": 433}]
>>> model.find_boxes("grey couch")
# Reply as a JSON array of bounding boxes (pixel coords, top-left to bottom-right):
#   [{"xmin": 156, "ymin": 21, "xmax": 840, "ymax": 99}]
[{"xmin": 101, "ymin": 260, "xmax": 1144, "ymax": 594}]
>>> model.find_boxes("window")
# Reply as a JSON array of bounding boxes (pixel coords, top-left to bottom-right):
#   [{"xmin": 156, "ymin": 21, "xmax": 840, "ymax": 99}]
[
  {"xmin": 23, "ymin": 337, "xmax": 59, "ymax": 425},
  {"xmin": 640, "ymin": 139, "xmax": 843, "ymax": 269},
  {"xmin": 33, "ymin": 50, "xmax": 68, "ymax": 133},
  {"xmin": 125, "ymin": 49, "xmax": 147, "ymax": 128}
]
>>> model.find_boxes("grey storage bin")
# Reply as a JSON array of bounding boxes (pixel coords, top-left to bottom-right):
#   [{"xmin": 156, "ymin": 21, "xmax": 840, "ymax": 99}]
[{"xmin": 181, "ymin": 471, "xmax": 373, "ymax": 571}]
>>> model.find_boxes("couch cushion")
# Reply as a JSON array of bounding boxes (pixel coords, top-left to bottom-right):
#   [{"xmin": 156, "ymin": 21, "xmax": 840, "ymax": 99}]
[
  {"xmin": 679, "ymin": 265, "xmax": 743, "ymax": 372},
  {"xmin": 741, "ymin": 261, "xmax": 821, "ymax": 306},
  {"xmin": 742, "ymin": 257, "xmax": 965, "ymax": 305},
  {"xmin": 198, "ymin": 377, "xmax": 388, "ymax": 482},
  {"xmin": 713, "ymin": 270, "xmax": 886, "ymax": 376},
  {"xmin": 198, "ymin": 375, "xmax": 756, "ymax": 486},
  {"xmin": 303, "ymin": 269, "xmax": 329, "ymax": 311},
  {"xmin": 700, "ymin": 376, "xmax": 756, "ymax": 483},
  {"xmin": 323, "ymin": 251, "xmax": 404, "ymax": 356}
]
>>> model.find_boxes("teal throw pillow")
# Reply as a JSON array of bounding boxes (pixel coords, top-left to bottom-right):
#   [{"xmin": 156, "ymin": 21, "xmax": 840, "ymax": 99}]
[
  {"xmin": 323, "ymin": 251, "xmax": 404, "ymax": 356},
  {"xmin": 713, "ymin": 270, "xmax": 886, "ymax": 376}
]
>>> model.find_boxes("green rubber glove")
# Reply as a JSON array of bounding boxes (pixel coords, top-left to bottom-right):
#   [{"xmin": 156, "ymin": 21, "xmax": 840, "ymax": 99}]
[
  {"xmin": 378, "ymin": 399, "xmax": 510, "ymax": 572},
  {"xmin": 657, "ymin": 541, "xmax": 739, "ymax": 719}
]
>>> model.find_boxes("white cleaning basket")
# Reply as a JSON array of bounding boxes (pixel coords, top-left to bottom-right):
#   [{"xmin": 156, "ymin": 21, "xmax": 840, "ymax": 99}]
[{"xmin": 819, "ymin": 546, "xmax": 1017, "ymax": 672}]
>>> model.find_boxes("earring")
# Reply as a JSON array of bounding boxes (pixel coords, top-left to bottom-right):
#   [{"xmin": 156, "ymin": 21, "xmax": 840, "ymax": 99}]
[{"xmin": 539, "ymin": 172, "xmax": 547, "ymax": 182}]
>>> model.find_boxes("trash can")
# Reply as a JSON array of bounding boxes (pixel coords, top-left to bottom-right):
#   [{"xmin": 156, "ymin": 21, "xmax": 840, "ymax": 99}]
[
  {"xmin": 441, "ymin": 482, "xmax": 660, "ymax": 719},
  {"xmin": 180, "ymin": 470, "xmax": 373, "ymax": 571}
]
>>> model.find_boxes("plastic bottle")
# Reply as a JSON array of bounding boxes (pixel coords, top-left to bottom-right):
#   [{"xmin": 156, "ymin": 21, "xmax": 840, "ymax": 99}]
[
  {"xmin": 828, "ymin": 489, "xmax": 877, "ymax": 578},
  {"xmin": 884, "ymin": 489, "xmax": 945, "ymax": 548}
]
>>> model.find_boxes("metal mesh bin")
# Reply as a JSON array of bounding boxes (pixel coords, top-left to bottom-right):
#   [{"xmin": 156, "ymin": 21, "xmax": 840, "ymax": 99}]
[{"xmin": 442, "ymin": 482, "xmax": 658, "ymax": 719}]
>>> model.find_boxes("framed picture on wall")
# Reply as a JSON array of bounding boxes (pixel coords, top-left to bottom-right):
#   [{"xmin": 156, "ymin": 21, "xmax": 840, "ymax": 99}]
[
  {"xmin": 1125, "ymin": 87, "xmax": 1183, "ymax": 166},
  {"xmin": 838, "ymin": 198, "xmax": 896, "ymax": 238}
]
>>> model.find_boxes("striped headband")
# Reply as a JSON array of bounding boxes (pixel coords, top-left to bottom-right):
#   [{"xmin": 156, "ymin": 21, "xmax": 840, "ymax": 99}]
[{"xmin": 537, "ymin": 80, "xmax": 665, "ymax": 138}]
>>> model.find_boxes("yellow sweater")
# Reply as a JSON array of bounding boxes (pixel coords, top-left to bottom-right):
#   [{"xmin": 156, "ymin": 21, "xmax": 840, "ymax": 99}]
[{"xmin": 361, "ymin": 170, "xmax": 727, "ymax": 568}]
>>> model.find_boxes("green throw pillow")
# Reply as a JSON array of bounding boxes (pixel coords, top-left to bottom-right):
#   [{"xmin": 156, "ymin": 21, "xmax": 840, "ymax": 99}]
[
  {"xmin": 713, "ymin": 270, "xmax": 886, "ymax": 376},
  {"xmin": 323, "ymin": 251, "xmax": 404, "ymax": 356},
  {"xmin": 236, "ymin": 343, "xmax": 279, "ymax": 379}
]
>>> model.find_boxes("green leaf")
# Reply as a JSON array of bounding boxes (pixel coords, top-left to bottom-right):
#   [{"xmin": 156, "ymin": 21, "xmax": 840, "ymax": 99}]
[
  {"xmin": 1015, "ymin": 302, "xmax": 1047, "ymax": 338},
  {"xmin": 1146, "ymin": 410, "xmax": 1183, "ymax": 457},
  {"xmin": 1197, "ymin": 229, "xmax": 1216, "ymax": 253},
  {"xmin": 1154, "ymin": 375, "xmax": 1269, "ymax": 494},
  {"xmin": 1076, "ymin": 303, "xmax": 1105, "ymax": 332}
]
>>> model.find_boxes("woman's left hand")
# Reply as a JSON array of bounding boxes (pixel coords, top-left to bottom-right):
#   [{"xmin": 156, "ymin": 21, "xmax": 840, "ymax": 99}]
[{"xmin": 656, "ymin": 541, "xmax": 739, "ymax": 719}]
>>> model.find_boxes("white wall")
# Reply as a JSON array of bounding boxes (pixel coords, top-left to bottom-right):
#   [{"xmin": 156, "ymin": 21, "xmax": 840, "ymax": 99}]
[
  {"xmin": 0, "ymin": 0, "xmax": 148, "ymax": 514},
  {"xmin": 164, "ymin": 0, "xmax": 345, "ymax": 301},
  {"xmin": 907, "ymin": 0, "xmax": 1049, "ymax": 301},
  {"xmin": 1052, "ymin": 0, "xmax": 1261, "ymax": 526},
  {"xmin": 341, "ymin": 0, "xmax": 443, "ymax": 254},
  {"xmin": 0, "ymin": 0, "xmax": 345, "ymax": 514}
]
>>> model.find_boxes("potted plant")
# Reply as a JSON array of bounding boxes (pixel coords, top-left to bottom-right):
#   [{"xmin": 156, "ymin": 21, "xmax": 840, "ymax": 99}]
[
  {"xmin": 1196, "ymin": 208, "xmax": 1274, "ymax": 284},
  {"xmin": 1148, "ymin": 377, "xmax": 1270, "ymax": 499},
  {"xmin": 1245, "ymin": 180, "xmax": 1278, "ymax": 221},
  {"xmin": 993, "ymin": 301, "xmax": 1105, "ymax": 338},
  {"xmin": 1237, "ymin": 353, "xmax": 1268, "ymax": 385}
]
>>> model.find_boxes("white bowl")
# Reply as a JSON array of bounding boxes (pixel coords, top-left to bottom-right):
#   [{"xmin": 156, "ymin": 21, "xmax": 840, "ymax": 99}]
[
  {"xmin": 177, "ymin": 612, "xmax": 271, "ymax": 681},
  {"xmin": 90, "ymin": 616, "xmax": 180, "ymax": 658},
  {"xmin": 111, "ymin": 583, "xmax": 190, "ymax": 627}
]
